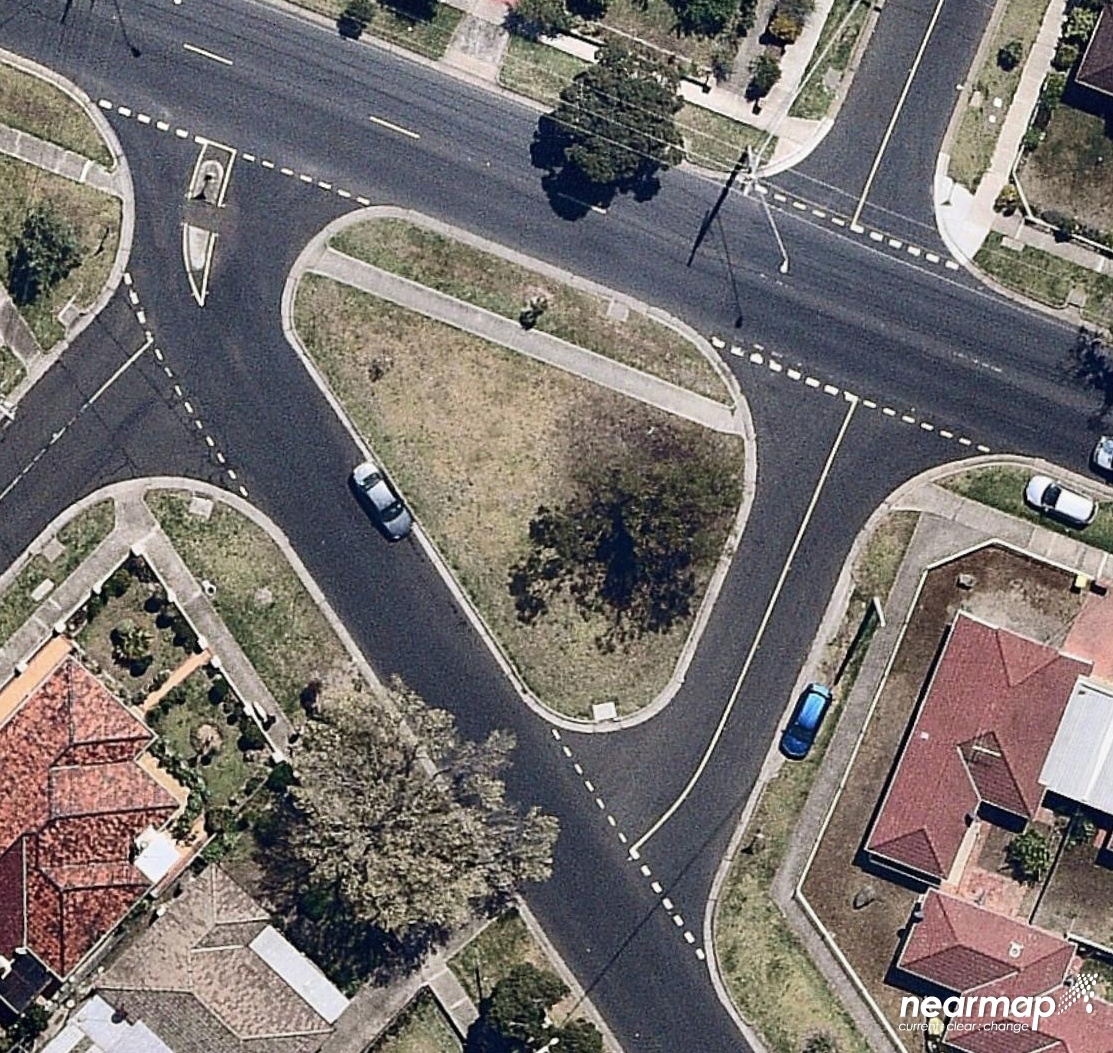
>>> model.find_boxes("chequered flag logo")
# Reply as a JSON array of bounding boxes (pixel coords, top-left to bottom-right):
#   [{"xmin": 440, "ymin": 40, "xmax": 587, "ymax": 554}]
[{"xmin": 1057, "ymin": 973, "xmax": 1098, "ymax": 1015}]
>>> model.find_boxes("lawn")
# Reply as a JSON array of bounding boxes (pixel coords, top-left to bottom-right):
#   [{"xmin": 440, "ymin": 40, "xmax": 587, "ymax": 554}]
[
  {"xmin": 714, "ymin": 513, "xmax": 916, "ymax": 1053},
  {"xmin": 373, "ymin": 991, "xmax": 462, "ymax": 1053},
  {"xmin": 498, "ymin": 36, "xmax": 588, "ymax": 105},
  {"xmin": 789, "ymin": 0, "xmax": 871, "ymax": 120},
  {"xmin": 948, "ymin": 0, "xmax": 1053, "ymax": 190},
  {"xmin": 331, "ymin": 217, "xmax": 730, "ymax": 402},
  {"xmin": 146, "ymin": 667, "xmax": 266, "ymax": 811},
  {"xmin": 294, "ymin": 276, "xmax": 743, "ymax": 717},
  {"xmin": 146, "ymin": 491, "xmax": 354, "ymax": 721},
  {"xmin": 1020, "ymin": 100, "xmax": 1113, "ymax": 233},
  {"xmin": 284, "ymin": 0, "xmax": 461, "ymax": 58},
  {"xmin": 942, "ymin": 464, "xmax": 1113, "ymax": 552},
  {"xmin": 974, "ymin": 232, "xmax": 1113, "ymax": 328},
  {"xmin": 0, "ymin": 62, "xmax": 113, "ymax": 168},
  {"xmin": 0, "ymin": 500, "xmax": 114, "ymax": 647},
  {"xmin": 598, "ymin": 0, "xmax": 728, "ymax": 66},
  {"xmin": 678, "ymin": 102, "xmax": 768, "ymax": 171},
  {"xmin": 0, "ymin": 156, "xmax": 121, "ymax": 350},
  {"xmin": 0, "ymin": 346, "xmax": 24, "ymax": 397}
]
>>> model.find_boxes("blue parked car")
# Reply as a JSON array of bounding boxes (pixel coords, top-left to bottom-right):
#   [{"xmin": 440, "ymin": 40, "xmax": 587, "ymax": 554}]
[{"xmin": 780, "ymin": 684, "xmax": 833, "ymax": 759}]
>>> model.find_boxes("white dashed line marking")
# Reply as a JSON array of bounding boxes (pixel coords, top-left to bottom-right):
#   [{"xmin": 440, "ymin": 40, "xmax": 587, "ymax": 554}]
[
  {"xmin": 749, "ymin": 352, "xmax": 763, "ymax": 364},
  {"xmin": 805, "ymin": 377, "xmax": 820, "ymax": 388},
  {"xmin": 136, "ymin": 310, "xmax": 145, "ymax": 325},
  {"xmin": 280, "ymin": 167, "xmax": 294, "ymax": 176},
  {"xmin": 194, "ymin": 420, "xmax": 204, "ymax": 430},
  {"xmin": 883, "ymin": 407, "xmax": 896, "ymax": 417},
  {"xmin": 959, "ymin": 437, "xmax": 972, "ymax": 446},
  {"xmin": 787, "ymin": 368, "xmax": 801, "ymax": 380},
  {"xmin": 940, "ymin": 429, "xmax": 953, "ymax": 438},
  {"xmin": 673, "ymin": 915, "xmax": 684, "ymax": 927},
  {"xmin": 769, "ymin": 360, "xmax": 782, "ymax": 372},
  {"xmin": 337, "ymin": 189, "xmax": 352, "ymax": 199},
  {"xmin": 850, "ymin": 223, "xmax": 865, "ymax": 234},
  {"xmin": 811, "ymin": 209, "xmax": 826, "ymax": 218},
  {"xmin": 920, "ymin": 421, "xmax": 934, "ymax": 431},
  {"xmin": 98, "ymin": 99, "xmax": 112, "ymax": 109},
  {"xmin": 696, "ymin": 949, "xmax": 706, "ymax": 960},
  {"xmin": 227, "ymin": 469, "xmax": 237, "ymax": 481},
  {"xmin": 216, "ymin": 452, "xmax": 226, "ymax": 464},
  {"xmin": 136, "ymin": 113, "xmax": 151, "ymax": 124},
  {"xmin": 901, "ymin": 414, "xmax": 915, "ymax": 424},
  {"xmin": 926, "ymin": 252, "xmax": 941, "ymax": 263},
  {"xmin": 792, "ymin": 200, "xmax": 807, "ymax": 211},
  {"xmin": 908, "ymin": 246, "xmax": 922, "ymax": 257},
  {"xmin": 318, "ymin": 180, "xmax": 332, "ymax": 190},
  {"xmin": 175, "ymin": 128, "xmax": 189, "ymax": 138},
  {"xmin": 299, "ymin": 173, "xmax": 313, "ymax": 183},
  {"xmin": 869, "ymin": 231, "xmax": 883, "ymax": 242},
  {"xmin": 262, "ymin": 160, "xmax": 275, "ymax": 169},
  {"xmin": 640, "ymin": 865, "xmax": 652, "ymax": 877},
  {"xmin": 584, "ymin": 781, "xmax": 594, "ymax": 793},
  {"xmin": 117, "ymin": 106, "xmax": 132, "ymax": 117},
  {"xmin": 618, "ymin": 832, "xmax": 628, "ymax": 844},
  {"xmin": 832, "ymin": 217, "xmax": 846, "ymax": 226},
  {"xmin": 977, "ymin": 444, "xmax": 991, "ymax": 453},
  {"xmin": 573, "ymin": 763, "xmax": 583, "ymax": 775},
  {"xmin": 238, "ymin": 485, "xmax": 248, "ymax": 497},
  {"xmin": 156, "ymin": 120, "xmax": 170, "ymax": 131},
  {"xmin": 773, "ymin": 193, "xmax": 787, "ymax": 202},
  {"xmin": 242, "ymin": 152, "xmax": 256, "ymax": 162},
  {"xmin": 945, "ymin": 260, "xmax": 960, "ymax": 270},
  {"xmin": 662, "ymin": 898, "xmax": 673, "ymax": 910},
  {"xmin": 183, "ymin": 400, "xmax": 194, "ymax": 414},
  {"xmin": 356, "ymin": 196, "xmax": 371, "ymax": 206},
  {"xmin": 823, "ymin": 383, "xmax": 839, "ymax": 395},
  {"xmin": 562, "ymin": 745, "xmax": 571, "ymax": 757},
  {"xmin": 595, "ymin": 798, "xmax": 605, "ymax": 809},
  {"xmin": 888, "ymin": 238, "xmax": 902, "ymax": 248},
  {"xmin": 651, "ymin": 881, "xmax": 662, "ymax": 894},
  {"xmin": 205, "ymin": 435, "xmax": 215, "ymax": 447},
  {"xmin": 607, "ymin": 815, "xmax": 616, "ymax": 826}
]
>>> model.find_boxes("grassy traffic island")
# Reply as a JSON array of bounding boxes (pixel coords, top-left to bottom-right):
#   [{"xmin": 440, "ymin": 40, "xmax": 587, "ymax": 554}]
[{"xmin": 294, "ymin": 220, "xmax": 744, "ymax": 718}]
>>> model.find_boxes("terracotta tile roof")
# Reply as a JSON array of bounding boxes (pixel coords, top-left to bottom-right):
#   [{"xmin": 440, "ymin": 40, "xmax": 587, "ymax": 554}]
[
  {"xmin": 867, "ymin": 614, "xmax": 1089, "ymax": 880},
  {"xmin": 99, "ymin": 869, "xmax": 342, "ymax": 1053},
  {"xmin": 1078, "ymin": 4, "xmax": 1113, "ymax": 97},
  {"xmin": 0, "ymin": 654, "xmax": 178, "ymax": 976},
  {"xmin": 899, "ymin": 891, "xmax": 1074, "ymax": 998}
]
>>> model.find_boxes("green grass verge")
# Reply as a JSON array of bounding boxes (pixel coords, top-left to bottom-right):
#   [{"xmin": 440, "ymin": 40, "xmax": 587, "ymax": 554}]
[
  {"xmin": 714, "ymin": 513, "xmax": 918, "ymax": 1053},
  {"xmin": 285, "ymin": 0, "xmax": 461, "ymax": 58},
  {"xmin": 599, "ymin": 0, "xmax": 727, "ymax": 65},
  {"xmin": 974, "ymin": 231, "xmax": 1113, "ymax": 328},
  {"xmin": 331, "ymin": 217, "xmax": 729, "ymax": 401},
  {"xmin": 146, "ymin": 491, "xmax": 353, "ymax": 721},
  {"xmin": 449, "ymin": 909, "xmax": 538, "ymax": 1004},
  {"xmin": 790, "ymin": 0, "xmax": 871, "ymax": 120},
  {"xmin": 498, "ymin": 36, "xmax": 589, "ymax": 106},
  {"xmin": 678, "ymin": 102, "xmax": 770, "ymax": 171},
  {"xmin": 942, "ymin": 464, "xmax": 1113, "ymax": 551},
  {"xmin": 948, "ymin": 0, "xmax": 1052, "ymax": 190},
  {"xmin": 0, "ymin": 62, "xmax": 112, "ymax": 168},
  {"xmin": 0, "ymin": 346, "xmax": 25, "ymax": 397},
  {"xmin": 0, "ymin": 501, "xmax": 115, "ymax": 646},
  {"xmin": 373, "ymin": 991, "xmax": 462, "ymax": 1053},
  {"xmin": 0, "ymin": 156, "xmax": 121, "ymax": 350}
]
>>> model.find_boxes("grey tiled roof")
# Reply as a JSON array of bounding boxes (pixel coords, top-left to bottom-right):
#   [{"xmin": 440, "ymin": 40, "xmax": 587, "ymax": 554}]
[{"xmin": 97, "ymin": 869, "xmax": 336, "ymax": 1053}]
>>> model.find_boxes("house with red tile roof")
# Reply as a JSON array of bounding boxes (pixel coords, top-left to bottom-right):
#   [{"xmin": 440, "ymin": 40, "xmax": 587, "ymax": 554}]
[
  {"xmin": 1077, "ymin": 3, "xmax": 1113, "ymax": 99},
  {"xmin": 866, "ymin": 614, "xmax": 1091, "ymax": 883},
  {"xmin": 0, "ymin": 645, "xmax": 182, "ymax": 1018},
  {"xmin": 896, "ymin": 890, "xmax": 1113, "ymax": 1053}
]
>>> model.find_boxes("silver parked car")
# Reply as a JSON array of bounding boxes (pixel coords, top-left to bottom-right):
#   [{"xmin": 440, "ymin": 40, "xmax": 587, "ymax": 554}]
[
  {"xmin": 1092, "ymin": 436, "xmax": 1113, "ymax": 475},
  {"xmin": 351, "ymin": 460, "xmax": 413, "ymax": 541},
  {"xmin": 1024, "ymin": 474, "xmax": 1097, "ymax": 528}
]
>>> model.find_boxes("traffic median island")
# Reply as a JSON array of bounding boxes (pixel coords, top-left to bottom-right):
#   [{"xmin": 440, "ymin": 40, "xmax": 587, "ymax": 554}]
[
  {"xmin": 712, "ymin": 512, "xmax": 917, "ymax": 1053},
  {"xmin": 331, "ymin": 215, "xmax": 734, "ymax": 403},
  {"xmin": 292, "ymin": 273, "xmax": 744, "ymax": 718}
]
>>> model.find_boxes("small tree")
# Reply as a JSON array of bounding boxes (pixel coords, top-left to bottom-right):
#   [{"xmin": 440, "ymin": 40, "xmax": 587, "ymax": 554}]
[
  {"xmin": 997, "ymin": 39, "xmax": 1023, "ymax": 70},
  {"xmin": 768, "ymin": 10, "xmax": 803, "ymax": 41},
  {"xmin": 482, "ymin": 963, "xmax": 568, "ymax": 1047},
  {"xmin": 338, "ymin": 0, "xmax": 375, "ymax": 37},
  {"xmin": 671, "ymin": 0, "xmax": 740, "ymax": 36},
  {"xmin": 747, "ymin": 52, "xmax": 781, "ymax": 100},
  {"xmin": 1052, "ymin": 42, "xmax": 1079, "ymax": 70},
  {"xmin": 111, "ymin": 620, "xmax": 153, "ymax": 666},
  {"xmin": 556, "ymin": 1019, "xmax": 605, "ymax": 1053},
  {"xmin": 6, "ymin": 205, "xmax": 82, "ymax": 307},
  {"xmin": 7, "ymin": 1004, "xmax": 50, "ymax": 1046},
  {"xmin": 506, "ymin": 0, "xmax": 572, "ymax": 38},
  {"xmin": 994, "ymin": 183, "xmax": 1021, "ymax": 215},
  {"xmin": 1006, "ymin": 828, "xmax": 1053, "ymax": 884},
  {"xmin": 567, "ymin": 0, "xmax": 608, "ymax": 19},
  {"xmin": 519, "ymin": 293, "xmax": 549, "ymax": 329},
  {"xmin": 1072, "ymin": 327, "xmax": 1113, "ymax": 412}
]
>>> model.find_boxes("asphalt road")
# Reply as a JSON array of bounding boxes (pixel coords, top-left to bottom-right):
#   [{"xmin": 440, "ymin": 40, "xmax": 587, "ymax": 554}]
[{"xmin": 0, "ymin": 1, "xmax": 1107, "ymax": 1051}]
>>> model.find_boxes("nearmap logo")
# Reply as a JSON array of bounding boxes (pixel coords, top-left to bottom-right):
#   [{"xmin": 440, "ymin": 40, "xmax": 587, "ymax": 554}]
[{"xmin": 898, "ymin": 973, "xmax": 1098, "ymax": 1034}]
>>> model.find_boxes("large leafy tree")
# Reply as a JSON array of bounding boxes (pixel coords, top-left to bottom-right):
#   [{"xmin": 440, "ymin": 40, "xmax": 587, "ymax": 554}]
[
  {"xmin": 542, "ymin": 42, "xmax": 683, "ymax": 190},
  {"xmin": 670, "ymin": 0, "xmax": 738, "ymax": 35},
  {"xmin": 6, "ymin": 204, "xmax": 81, "ymax": 307},
  {"xmin": 467, "ymin": 964, "xmax": 570, "ymax": 1052},
  {"xmin": 284, "ymin": 684, "xmax": 558, "ymax": 946}
]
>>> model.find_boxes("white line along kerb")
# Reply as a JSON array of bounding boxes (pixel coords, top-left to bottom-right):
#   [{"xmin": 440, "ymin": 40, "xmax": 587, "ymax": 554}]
[
  {"xmin": 368, "ymin": 114, "xmax": 421, "ymax": 140},
  {"xmin": 631, "ymin": 394, "xmax": 860, "ymax": 853}
]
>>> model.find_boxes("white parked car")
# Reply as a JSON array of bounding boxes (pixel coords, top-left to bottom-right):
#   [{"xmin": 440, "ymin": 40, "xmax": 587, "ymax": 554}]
[
  {"xmin": 351, "ymin": 461, "xmax": 413, "ymax": 541},
  {"xmin": 1092, "ymin": 436, "xmax": 1113, "ymax": 475},
  {"xmin": 1024, "ymin": 474, "xmax": 1097, "ymax": 528}
]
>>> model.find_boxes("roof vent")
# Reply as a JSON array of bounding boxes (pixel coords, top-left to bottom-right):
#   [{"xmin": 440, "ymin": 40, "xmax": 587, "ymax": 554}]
[
  {"xmin": 911, "ymin": 904, "xmax": 925, "ymax": 924},
  {"xmin": 1008, "ymin": 941, "xmax": 1023, "ymax": 959}
]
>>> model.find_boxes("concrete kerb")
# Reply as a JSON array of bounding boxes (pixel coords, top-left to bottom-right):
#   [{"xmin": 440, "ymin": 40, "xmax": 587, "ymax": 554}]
[
  {"xmin": 0, "ymin": 48, "xmax": 136, "ymax": 408},
  {"xmin": 281, "ymin": 204, "xmax": 759, "ymax": 733}
]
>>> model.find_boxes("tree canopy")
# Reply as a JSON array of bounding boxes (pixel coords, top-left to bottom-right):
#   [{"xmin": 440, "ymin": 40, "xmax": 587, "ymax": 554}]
[
  {"xmin": 282, "ymin": 683, "xmax": 559, "ymax": 951},
  {"xmin": 506, "ymin": 0, "xmax": 572, "ymax": 38},
  {"xmin": 509, "ymin": 420, "xmax": 740, "ymax": 650},
  {"xmin": 670, "ymin": 0, "xmax": 739, "ymax": 36},
  {"xmin": 6, "ymin": 204, "xmax": 81, "ymax": 307},
  {"xmin": 540, "ymin": 42, "xmax": 683, "ymax": 191}
]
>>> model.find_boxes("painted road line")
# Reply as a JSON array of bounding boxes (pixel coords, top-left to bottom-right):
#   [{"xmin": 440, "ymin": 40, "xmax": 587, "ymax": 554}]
[
  {"xmin": 117, "ymin": 106, "xmax": 132, "ymax": 117},
  {"xmin": 850, "ymin": 0, "xmax": 948, "ymax": 226},
  {"xmin": 176, "ymin": 128, "xmax": 189, "ymax": 138},
  {"xmin": 156, "ymin": 120, "xmax": 170, "ymax": 131},
  {"xmin": 769, "ymin": 360, "xmax": 783, "ymax": 372},
  {"xmin": 261, "ymin": 159, "xmax": 275, "ymax": 169},
  {"xmin": 908, "ymin": 246, "xmax": 922, "ymax": 257},
  {"xmin": 368, "ymin": 114, "xmax": 421, "ymax": 140},
  {"xmin": 632, "ymin": 396, "xmax": 860, "ymax": 852},
  {"xmin": 183, "ymin": 42, "xmax": 233, "ymax": 65},
  {"xmin": 98, "ymin": 99, "xmax": 112, "ymax": 109},
  {"xmin": 356, "ymin": 196, "xmax": 371, "ymax": 206},
  {"xmin": 927, "ymin": 252, "xmax": 941, "ymax": 263},
  {"xmin": 946, "ymin": 260, "xmax": 960, "ymax": 270}
]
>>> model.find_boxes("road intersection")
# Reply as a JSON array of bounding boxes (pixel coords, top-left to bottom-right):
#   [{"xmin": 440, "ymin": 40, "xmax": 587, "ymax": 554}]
[{"xmin": 0, "ymin": 0, "xmax": 1106, "ymax": 1050}]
